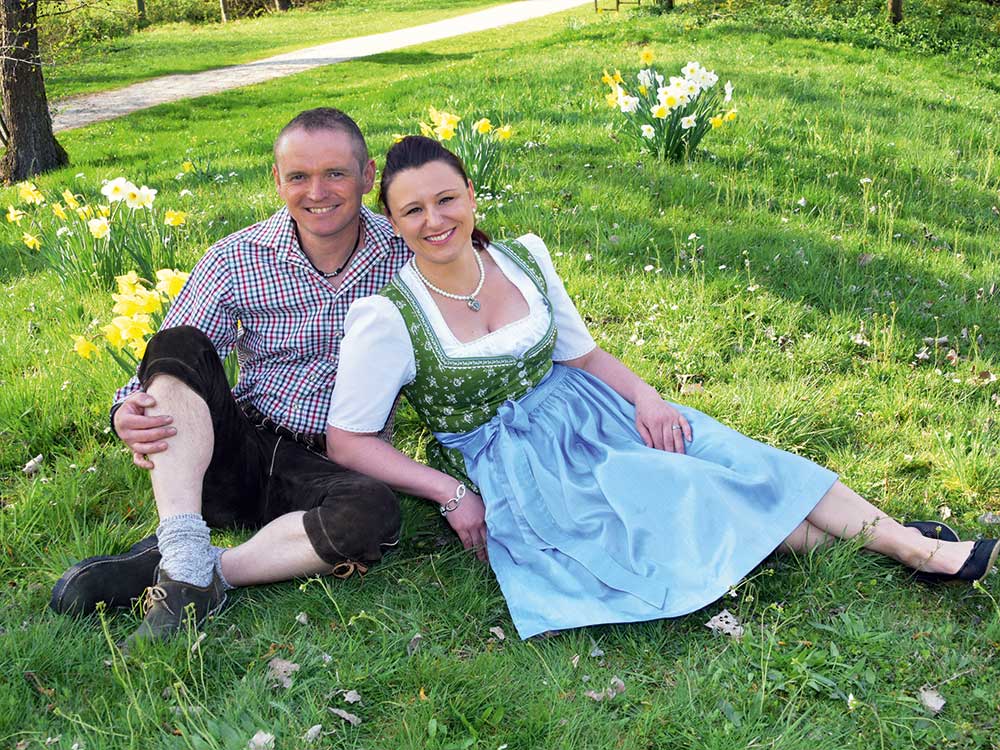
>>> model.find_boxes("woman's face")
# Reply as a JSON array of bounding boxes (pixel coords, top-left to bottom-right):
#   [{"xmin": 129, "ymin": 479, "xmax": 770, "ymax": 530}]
[{"xmin": 385, "ymin": 160, "xmax": 477, "ymax": 266}]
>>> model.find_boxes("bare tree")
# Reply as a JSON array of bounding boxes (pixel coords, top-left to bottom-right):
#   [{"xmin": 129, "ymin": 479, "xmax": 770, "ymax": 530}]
[
  {"xmin": 888, "ymin": 0, "xmax": 902, "ymax": 24},
  {"xmin": 275, "ymin": 0, "xmax": 291, "ymax": 10},
  {"xmin": 1, "ymin": 0, "xmax": 68, "ymax": 183}
]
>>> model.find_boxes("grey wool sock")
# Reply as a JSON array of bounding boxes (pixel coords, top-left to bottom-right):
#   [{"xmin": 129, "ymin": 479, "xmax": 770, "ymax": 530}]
[
  {"xmin": 210, "ymin": 545, "xmax": 235, "ymax": 591},
  {"xmin": 156, "ymin": 513, "xmax": 213, "ymax": 587}
]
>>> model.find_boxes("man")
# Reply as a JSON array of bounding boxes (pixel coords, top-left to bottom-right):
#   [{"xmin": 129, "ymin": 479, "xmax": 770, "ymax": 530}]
[{"xmin": 50, "ymin": 108, "xmax": 412, "ymax": 645}]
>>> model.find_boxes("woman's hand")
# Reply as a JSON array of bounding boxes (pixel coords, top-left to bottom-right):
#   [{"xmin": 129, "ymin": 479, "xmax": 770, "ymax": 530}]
[
  {"xmin": 444, "ymin": 490, "xmax": 489, "ymax": 561},
  {"xmin": 634, "ymin": 389, "xmax": 692, "ymax": 454}
]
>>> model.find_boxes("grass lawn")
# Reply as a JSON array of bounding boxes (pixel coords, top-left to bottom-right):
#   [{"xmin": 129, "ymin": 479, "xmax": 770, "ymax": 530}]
[
  {"xmin": 4, "ymin": 2, "xmax": 1000, "ymax": 748},
  {"xmin": 43, "ymin": 0, "xmax": 514, "ymax": 100}
]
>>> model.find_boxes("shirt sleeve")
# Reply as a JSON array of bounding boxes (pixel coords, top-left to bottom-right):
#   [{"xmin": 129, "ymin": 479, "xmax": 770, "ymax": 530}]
[
  {"xmin": 109, "ymin": 247, "xmax": 239, "ymax": 423},
  {"xmin": 328, "ymin": 295, "xmax": 416, "ymax": 433},
  {"xmin": 517, "ymin": 233, "xmax": 597, "ymax": 362}
]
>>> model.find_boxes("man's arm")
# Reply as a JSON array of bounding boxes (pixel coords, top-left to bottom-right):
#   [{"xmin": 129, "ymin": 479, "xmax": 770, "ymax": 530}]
[{"xmin": 111, "ymin": 249, "xmax": 239, "ymax": 468}]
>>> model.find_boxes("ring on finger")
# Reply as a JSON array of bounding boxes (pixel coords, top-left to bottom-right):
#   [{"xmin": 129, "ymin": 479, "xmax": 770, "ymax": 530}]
[{"xmin": 671, "ymin": 425, "xmax": 682, "ymax": 431}]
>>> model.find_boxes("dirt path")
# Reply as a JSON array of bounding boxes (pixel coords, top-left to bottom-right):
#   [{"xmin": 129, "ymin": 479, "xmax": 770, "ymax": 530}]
[{"xmin": 51, "ymin": 0, "xmax": 588, "ymax": 132}]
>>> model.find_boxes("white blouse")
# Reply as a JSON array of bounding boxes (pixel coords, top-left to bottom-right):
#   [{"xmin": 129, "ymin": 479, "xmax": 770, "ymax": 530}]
[{"xmin": 328, "ymin": 233, "xmax": 597, "ymax": 433}]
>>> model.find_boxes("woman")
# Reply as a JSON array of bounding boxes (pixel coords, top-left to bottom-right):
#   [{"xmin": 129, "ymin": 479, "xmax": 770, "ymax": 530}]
[{"xmin": 326, "ymin": 136, "xmax": 997, "ymax": 639}]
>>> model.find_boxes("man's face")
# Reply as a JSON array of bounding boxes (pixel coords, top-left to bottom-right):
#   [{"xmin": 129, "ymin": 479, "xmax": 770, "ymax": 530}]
[{"xmin": 272, "ymin": 127, "xmax": 375, "ymax": 251}]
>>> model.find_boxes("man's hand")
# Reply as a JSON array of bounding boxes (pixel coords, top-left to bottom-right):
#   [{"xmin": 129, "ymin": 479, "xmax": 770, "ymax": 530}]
[
  {"xmin": 634, "ymin": 390, "xmax": 692, "ymax": 454},
  {"xmin": 444, "ymin": 490, "xmax": 489, "ymax": 561},
  {"xmin": 113, "ymin": 392, "xmax": 175, "ymax": 470}
]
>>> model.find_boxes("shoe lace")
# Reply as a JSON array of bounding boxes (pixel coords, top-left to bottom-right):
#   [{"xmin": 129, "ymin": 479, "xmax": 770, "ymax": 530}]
[
  {"xmin": 330, "ymin": 561, "xmax": 369, "ymax": 579},
  {"xmin": 143, "ymin": 584, "xmax": 174, "ymax": 615}
]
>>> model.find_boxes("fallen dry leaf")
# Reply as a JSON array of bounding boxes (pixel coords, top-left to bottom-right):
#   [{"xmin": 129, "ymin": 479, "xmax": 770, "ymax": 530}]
[
  {"xmin": 857, "ymin": 253, "xmax": 875, "ymax": 267},
  {"xmin": 266, "ymin": 657, "xmax": 299, "ymax": 689},
  {"xmin": 23, "ymin": 454, "xmax": 42, "ymax": 475},
  {"xmin": 329, "ymin": 707, "xmax": 362, "ymax": 726},
  {"xmin": 295, "ymin": 612, "xmax": 309, "ymax": 626},
  {"xmin": 918, "ymin": 686, "xmax": 945, "ymax": 715},
  {"xmin": 24, "ymin": 671, "xmax": 55, "ymax": 697},
  {"xmin": 302, "ymin": 724, "xmax": 323, "ymax": 742},
  {"xmin": 680, "ymin": 382, "xmax": 705, "ymax": 396},
  {"xmin": 923, "ymin": 336, "xmax": 949, "ymax": 348},
  {"xmin": 583, "ymin": 676, "xmax": 626, "ymax": 702},
  {"xmin": 705, "ymin": 609, "xmax": 744, "ymax": 639},
  {"xmin": 946, "ymin": 349, "xmax": 960, "ymax": 366},
  {"xmin": 489, "ymin": 626, "xmax": 506, "ymax": 641},
  {"xmin": 571, "ymin": 654, "xmax": 580, "ymax": 669},
  {"xmin": 850, "ymin": 332, "xmax": 871, "ymax": 347},
  {"xmin": 407, "ymin": 632, "xmax": 423, "ymax": 656},
  {"xmin": 914, "ymin": 347, "xmax": 931, "ymax": 362},
  {"xmin": 937, "ymin": 505, "xmax": 952, "ymax": 521},
  {"xmin": 977, "ymin": 370, "xmax": 996, "ymax": 383},
  {"xmin": 588, "ymin": 641, "xmax": 605, "ymax": 659},
  {"xmin": 342, "ymin": 689, "xmax": 362, "ymax": 704},
  {"xmin": 978, "ymin": 512, "xmax": 1000, "ymax": 525},
  {"xmin": 247, "ymin": 730, "xmax": 275, "ymax": 750}
]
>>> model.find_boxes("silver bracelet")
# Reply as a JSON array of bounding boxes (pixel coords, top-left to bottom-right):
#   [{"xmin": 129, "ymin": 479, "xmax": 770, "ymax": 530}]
[{"xmin": 439, "ymin": 483, "xmax": 467, "ymax": 515}]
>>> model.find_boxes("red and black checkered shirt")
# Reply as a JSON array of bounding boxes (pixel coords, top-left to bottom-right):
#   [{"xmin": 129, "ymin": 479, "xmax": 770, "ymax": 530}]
[{"xmin": 112, "ymin": 206, "xmax": 412, "ymax": 434}]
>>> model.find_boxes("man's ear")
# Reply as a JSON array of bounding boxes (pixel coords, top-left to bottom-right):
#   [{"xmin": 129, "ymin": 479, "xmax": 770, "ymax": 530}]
[{"xmin": 362, "ymin": 159, "xmax": 376, "ymax": 193}]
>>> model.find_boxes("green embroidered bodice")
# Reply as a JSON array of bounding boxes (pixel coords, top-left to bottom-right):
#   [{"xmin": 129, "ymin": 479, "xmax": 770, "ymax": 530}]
[{"xmin": 379, "ymin": 240, "xmax": 558, "ymax": 488}]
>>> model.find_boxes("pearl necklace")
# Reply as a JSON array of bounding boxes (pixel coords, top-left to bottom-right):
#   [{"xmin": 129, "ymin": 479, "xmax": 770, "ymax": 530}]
[{"xmin": 411, "ymin": 248, "xmax": 485, "ymax": 312}]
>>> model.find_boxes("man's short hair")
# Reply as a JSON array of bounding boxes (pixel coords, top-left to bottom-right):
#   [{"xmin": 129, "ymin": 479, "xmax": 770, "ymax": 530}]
[{"xmin": 274, "ymin": 108, "xmax": 370, "ymax": 169}]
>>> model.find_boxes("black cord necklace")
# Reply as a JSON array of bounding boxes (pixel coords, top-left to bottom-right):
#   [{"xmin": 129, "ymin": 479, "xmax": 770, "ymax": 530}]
[{"xmin": 322, "ymin": 221, "xmax": 363, "ymax": 278}]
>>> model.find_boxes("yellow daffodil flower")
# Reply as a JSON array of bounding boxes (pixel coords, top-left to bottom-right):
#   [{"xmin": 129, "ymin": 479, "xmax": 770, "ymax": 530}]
[
  {"xmin": 652, "ymin": 104, "xmax": 669, "ymax": 119},
  {"xmin": 724, "ymin": 109, "xmax": 737, "ymax": 122},
  {"xmin": 419, "ymin": 121, "xmax": 435, "ymax": 138},
  {"xmin": 116, "ymin": 271, "xmax": 141, "ymax": 295},
  {"xmin": 710, "ymin": 115, "xmax": 724, "ymax": 129},
  {"xmin": 22, "ymin": 232, "xmax": 41, "ymax": 250},
  {"xmin": 62, "ymin": 190, "xmax": 81, "ymax": 210},
  {"xmin": 112, "ymin": 293, "xmax": 142, "ymax": 317},
  {"xmin": 125, "ymin": 185, "xmax": 157, "ymax": 210},
  {"xmin": 18, "ymin": 182, "xmax": 45, "ymax": 205},
  {"xmin": 6, "ymin": 205, "xmax": 26, "ymax": 224},
  {"xmin": 71, "ymin": 335, "xmax": 100, "ymax": 360},
  {"xmin": 129, "ymin": 337, "xmax": 148, "ymax": 359},
  {"xmin": 640, "ymin": 48, "xmax": 654, "ymax": 66},
  {"xmin": 164, "ymin": 210, "xmax": 188, "ymax": 227},
  {"xmin": 76, "ymin": 205, "xmax": 93, "ymax": 220},
  {"xmin": 51, "ymin": 202, "xmax": 68, "ymax": 220},
  {"xmin": 102, "ymin": 321, "xmax": 128, "ymax": 349},
  {"xmin": 391, "ymin": 133, "xmax": 406, "ymax": 144},
  {"xmin": 606, "ymin": 92, "xmax": 619, "ymax": 108},
  {"xmin": 601, "ymin": 69, "xmax": 614, "ymax": 86},
  {"xmin": 435, "ymin": 124, "xmax": 456, "ymax": 141},
  {"xmin": 429, "ymin": 107, "xmax": 460, "ymax": 129},
  {"xmin": 98, "ymin": 205, "xmax": 111, "ymax": 217},
  {"xmin": 156, "ymin": 269, "xmax": 190, "ymax": 299},
  {"xmin": 474, "ymin": 118, "xmax": 493, "ymax": 135},
  {"xmin": 182, "ymin": 161, "xmax": 194, "ymax": 173},
  {"xmin": 88, "ymin": 217, "xmax": 111, "ymax": 239},
  {"xmin": 638, "ymin": 85, "xmax": 648, "ymax": 96},
  {"xmin": 120, "ymin": 314, "xmax": 154, "ymax": 342},
  {"xmin": 494, "ymin": 125, "xmax": 513, "ymax": 142},
  {"xmin": 613, "ymin": 70, "xmax": 624, "ymax": 84}
]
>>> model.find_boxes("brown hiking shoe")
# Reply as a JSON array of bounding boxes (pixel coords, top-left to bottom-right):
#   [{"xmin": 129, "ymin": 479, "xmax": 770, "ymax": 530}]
[{"xmin": 125, "ymin": 567, "xmax": 226, "ymax": 647}]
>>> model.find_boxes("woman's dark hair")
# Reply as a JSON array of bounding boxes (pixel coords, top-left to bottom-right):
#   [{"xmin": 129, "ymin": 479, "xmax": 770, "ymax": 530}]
[{"xmin": 379, "ymin": 135, "xmax": 491, "ymax": 250}]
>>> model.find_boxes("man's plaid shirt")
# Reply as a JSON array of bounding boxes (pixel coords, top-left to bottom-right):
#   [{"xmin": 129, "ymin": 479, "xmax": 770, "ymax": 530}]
[{"xmin": 112, "ymin": 205, "xmax": 412, "ymax": 434}]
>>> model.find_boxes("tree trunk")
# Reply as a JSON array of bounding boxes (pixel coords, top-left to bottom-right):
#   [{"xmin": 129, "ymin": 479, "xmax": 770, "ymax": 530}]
[
  {"xmin": 275, "ymin": 0, "xmax": 292, "ymax": 10},
  {"xmin": 219, "ymin": 0, "xmax": 228, "ymax": 22},
  {"xmin": 0, "ymin": 0, "xmax": 69, "ymax": 183},
  {"xmin": 136, "ymin": 0, "xmax": 147, "ymax": 23},
  {"xmin": 888, "ymin": 0, "xmax": 902, "ymax": 24}
]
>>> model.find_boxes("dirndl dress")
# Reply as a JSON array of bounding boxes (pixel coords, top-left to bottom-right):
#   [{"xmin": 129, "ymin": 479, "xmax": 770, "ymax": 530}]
[{"xmin": 332, "ymin": 235, "xmax": 839, "ymax": 640}]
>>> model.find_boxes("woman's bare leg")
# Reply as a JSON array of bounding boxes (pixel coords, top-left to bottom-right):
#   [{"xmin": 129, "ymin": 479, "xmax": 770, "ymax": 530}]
[
  {"xmin": 778, "ymin": 519, "xmax": 834, "ymax": 554},
  {"xmin": 797, "ymin": 481, "xmax": 973, "ymax": 574}
]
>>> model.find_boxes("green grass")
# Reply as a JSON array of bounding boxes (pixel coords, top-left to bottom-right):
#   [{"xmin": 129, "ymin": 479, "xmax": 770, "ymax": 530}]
[
  {"xmin": 42, "ymin": 0, "xmax": 513, "ymax": 100},
  {"xmin": 4, "ymin": 3, "xmax": 1000, "ymax": 749}
]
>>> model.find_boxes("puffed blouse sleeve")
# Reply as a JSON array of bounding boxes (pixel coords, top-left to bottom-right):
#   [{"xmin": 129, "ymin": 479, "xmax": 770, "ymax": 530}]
[
  {"xmin": 516, "ymin": 233, "xmax": 597, "ymax": 362},
  {"xmin": 327, "ymin": 295, "xmax": 416, "ymax": 433}
]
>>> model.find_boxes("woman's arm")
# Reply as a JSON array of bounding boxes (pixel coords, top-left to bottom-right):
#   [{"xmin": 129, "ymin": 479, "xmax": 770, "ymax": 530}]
[
  {"xmin": 326, "ymin": 428, "xmax": 488, "ymax": 560},
  {"xmin": 560, "ymin": 347, "xmax": 692, "ymax": 454}
]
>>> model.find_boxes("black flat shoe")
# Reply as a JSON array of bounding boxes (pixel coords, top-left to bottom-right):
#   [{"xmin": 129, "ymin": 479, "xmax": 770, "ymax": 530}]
[
  {"xmin": 904, "ymin": 520, "xmax": 960, "ymax": 543},
  {"xmin": 915, "ymin": 538, "xmax": 1000, "ymax": 585},
  {"xmin": 50, "ymin": 534, "xmax": 161, "ymax": 616}
]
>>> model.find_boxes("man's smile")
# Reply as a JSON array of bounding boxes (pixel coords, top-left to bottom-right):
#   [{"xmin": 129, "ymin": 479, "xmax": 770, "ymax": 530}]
[{"xmin": 305, "ymin": 205, "xmax": 337, "ymax": 214}]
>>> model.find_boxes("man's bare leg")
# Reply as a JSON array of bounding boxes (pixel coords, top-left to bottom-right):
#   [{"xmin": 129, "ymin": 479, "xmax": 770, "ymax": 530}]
[{"xmin": 220, "ymin": 512, "xmax": 334, "ymax": 587}]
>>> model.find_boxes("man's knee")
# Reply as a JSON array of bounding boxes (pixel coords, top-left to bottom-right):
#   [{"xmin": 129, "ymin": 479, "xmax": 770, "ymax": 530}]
[
  {"xmin": 144, "ymin": 326, "xmax": 215, "ymax": 366},
  {"xmin": 138, "ymin": 326, "xmax": 230, "ymax": 407},
  {"xmin": 301, "ymin": 476, "xmax": 401, "ymax": 569}
]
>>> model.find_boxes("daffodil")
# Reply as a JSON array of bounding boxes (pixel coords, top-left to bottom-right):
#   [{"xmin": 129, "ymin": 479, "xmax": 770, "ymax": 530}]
[
  {"xmin": 723, "ymin": 80, "xmax": 734, "ymax": 104},
  {"xmin": 419, "ymin": 121, "xmax": 435, "ymax": 138},
  {"xmin": 129, "ymin": 337, "xmax": 148, "ymax": 359},
  {"xmin": 435, "ymin": 124, "xmax": 456, "ymax": 141},
  {"xmin": 681, "ymin": 115, "xmax": 697, "ymax": 130},
  {"xmin": 125, "ymin": 184, "xmax": 157, "ymax": 210},
  {"xmin": 474, "ymin": 118, "xmax": 493, "ymax": 135},
  {"xmin": 97, "ymin": 205, "xmax": 111, "ymax": 217},
  {"xmin": 640, "ymin": 124, "xmax": 655, "ymax": 139},
  {"xmin": 51, "ymin": 202, "xmax": 67, "ymax": 220},
  {"xmin": 71, "ymin": 335, "xmax": 100, "ymax": 360},
  {"xmin": 618, "ymin": 95, "xmax": 639, "ymax": 114},
  {"xmin": 6, "ymin": 205, "xmax": 25, "ymax": 224},
  {"xmin": 88, "ymin": 217, "xmax": 111, "ymax": 239},
  {"xmin": 638, "ymin": 85, "xmax": 648, "ymax": 96},
  {"xmin": 119, "ymin": 314, "xmax": 154, "ymax": 342},
  {"xmin": 102, "ymin": 320, "xmax": 128, "ymax": 349},
  {"xmin": 156, "ymin": 268, "xmax": 190, "ymax": 299},
  {"xmin": 601, "ymin": 69, "xmax": 614, "ymax": 86},
  {"xmin": 116, "ymin": 271, "xmax": 141, "ymax": 295},
  {"xmin": 22, "ymin": 232, "xmax": 41, "ymax": 250},
  {"xmin": 182, "ymin": 161, "xmax": 194, "ymax": 173},
  {"xmin": 18, "ymin": 182, "xmax": 45, "ymax": 205},
  {"xmin": 62, "ymin": 190, "xmax": 80, "ymax": 210},
  {"xmin": 100, "ymin": 177, "xmax": 137, "ymax": 204},
  {"xmin": 724, "ymin": 109, "xmax": 737, "ymax": 122},
  {"xmin": 613, "ymin": 69, "xmax": 624, "ymax": 84},
  {"xmin": 164, "ymin": 210, "xmax": 188, "ymax": 227},
  {"xmin": 640, "ymin": 48, "xmax": 654, "ymax": 66},
  {"xmin": 606, "ymin": 92, "xmax": 619, "ymax": 108},
  {"xmin": 494, "ymin": 125, "xmax": 513, "ymax": 141},
  {"xmin": 111, "ymin": 293, "xmax": 143, "ymax": 317},
  {"xmin": 391, "ymin": 133, "xmax": 406, "ymax": 144},
  {"xmin": 683, "ymin": 61, "xmax": 702, "ymax": 78},
  {"xmin": 710, "ymin": 115, "xmax": 724, "ymax": 129},
  {"xmin": 429, "ymin": 107, "xmax": 460, "ymax": 129},
  {"xmin": 652, "ymin": 104, "xmax": 669, "ymax": 119}
]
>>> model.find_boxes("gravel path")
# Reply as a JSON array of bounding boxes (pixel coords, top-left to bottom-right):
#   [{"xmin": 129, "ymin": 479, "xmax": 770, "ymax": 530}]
[{"xmin": 51, "ymin": 0, "xmax": 588, "ymax": 133}]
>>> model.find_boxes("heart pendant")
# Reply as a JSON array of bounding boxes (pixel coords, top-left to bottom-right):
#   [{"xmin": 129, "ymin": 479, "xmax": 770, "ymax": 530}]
[{"xmin": 467, "ymin": 298, "xmax": 481, "ymax": 312}]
